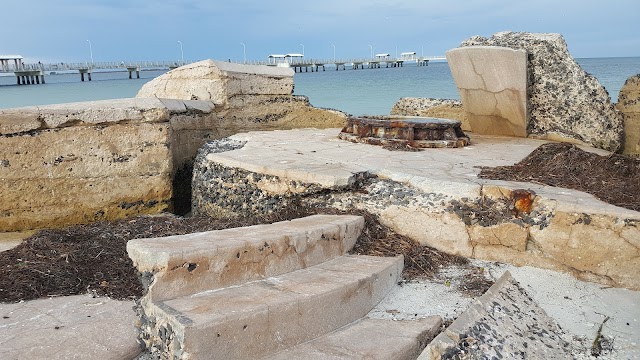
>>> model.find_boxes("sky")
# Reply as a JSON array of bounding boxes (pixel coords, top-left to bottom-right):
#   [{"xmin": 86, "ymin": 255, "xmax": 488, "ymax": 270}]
[{"xmin": 2, "ymin": 0, "xmax": 639, "ymax": 64}]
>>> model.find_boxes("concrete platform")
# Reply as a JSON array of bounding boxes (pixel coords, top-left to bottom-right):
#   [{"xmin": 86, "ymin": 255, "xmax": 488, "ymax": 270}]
[
  {"xmin": 0, "ymin": 295, "xmax": 140, "ymax": 360},
  {"xmin": 206, "ymin": 128, "xmax": 629, "ymax": 217},
  {"xmin": 194, "ymin": 128, "xmax": 640, "ymax": 291},
  {"xmin": 265, "ymin": 316, "xmax": 442, "ymax": 360}
]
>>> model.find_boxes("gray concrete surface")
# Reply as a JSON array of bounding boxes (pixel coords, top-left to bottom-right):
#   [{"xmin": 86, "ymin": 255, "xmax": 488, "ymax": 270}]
[{"xmin": 0, "ymin": 295, "xmax": 140, "ymax": 360}]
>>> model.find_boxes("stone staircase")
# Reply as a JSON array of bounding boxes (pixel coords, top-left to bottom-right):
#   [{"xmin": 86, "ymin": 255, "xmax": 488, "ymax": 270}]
[{"xmin": 127, "ymin": 215, "xmax": 442, "ymax": 359}]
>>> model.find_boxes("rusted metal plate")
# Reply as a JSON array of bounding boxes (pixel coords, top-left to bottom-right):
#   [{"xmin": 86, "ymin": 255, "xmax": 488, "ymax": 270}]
[{"xmin": 339, "ymin": 116, "xmax": 470, "ymax": 149}]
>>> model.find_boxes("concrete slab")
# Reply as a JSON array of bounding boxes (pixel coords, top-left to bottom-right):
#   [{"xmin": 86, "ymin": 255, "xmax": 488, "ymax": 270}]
[
  {"xmin": 486, "ymin": 263, "xmax": 640, "ymax": 359},
  {"xmin": 421, "ymin": 271, "xmax": 574, "ymax": 359},
  {"xmin": 446, "ymin": 46, "xmax": 528, "ymax": 137},
  {"xmin": 368, "ymin": 260, "xmax": 640, "ymax": 359},
  {"xmin": 0, "ymin": 295, "xmax": 140, "ymax": 360},
  {"xmin": 265, "ymin": 316, "xmax": 442, "ymax": 360}
]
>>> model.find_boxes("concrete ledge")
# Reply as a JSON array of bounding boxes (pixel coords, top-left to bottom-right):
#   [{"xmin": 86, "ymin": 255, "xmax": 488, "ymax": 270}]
[{"xmin": 0, "ymin": 97, "xmax": 217, "ymax": 135}]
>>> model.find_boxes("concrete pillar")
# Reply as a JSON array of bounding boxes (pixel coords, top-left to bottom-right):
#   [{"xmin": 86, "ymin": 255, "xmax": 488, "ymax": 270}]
[
  {"xmin": 16, "ymin": 76, "xmax": 20, "ymax": 85},
  {"xmin": 41, "ymin": 75, "xmax": 45, "ymax": 84},
  {"xmin": 88, "ymin": 72, "xmax": 92, "ymax": 81},
  {"xmin": 81, "ymin": 72, "xmax": 85, "ymax": 81},
  {"xmin": 136, "ymin": 70, "xmax": 140, "ymax": 78},
  {"xmin": 35, "ymin": 76, "xmax": 40, "ymax": 84},
  {"xmin": 26, "ymin": 76, "xmax": 31, "ymax": 85}
]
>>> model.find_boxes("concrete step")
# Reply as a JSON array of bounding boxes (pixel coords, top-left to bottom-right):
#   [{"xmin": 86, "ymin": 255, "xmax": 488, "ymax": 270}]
[
  {"xmin": 127, "ymin": 214, "xmax": 364, "ymax": 301},
  {"xmin": 264, "ymin": 316, "xmax": 442, "ymax": 360},
  {"xmin": 142, "ymin": 255, "xmax": 403, "ymax": 360}
]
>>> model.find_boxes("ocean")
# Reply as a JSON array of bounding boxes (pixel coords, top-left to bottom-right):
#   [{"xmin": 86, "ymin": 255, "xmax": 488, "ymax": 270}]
[{"xmin": 0, "ymin": 57, "xmax": 638, "ymax": 115}]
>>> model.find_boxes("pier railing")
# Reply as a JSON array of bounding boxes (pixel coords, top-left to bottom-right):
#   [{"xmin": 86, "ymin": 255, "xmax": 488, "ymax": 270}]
[{"xmin": 0, "ymin": 60, "xmax": 191, "ymax": 73}]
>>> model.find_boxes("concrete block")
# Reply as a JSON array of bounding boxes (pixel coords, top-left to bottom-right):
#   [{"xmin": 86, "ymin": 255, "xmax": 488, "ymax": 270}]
[
  {"xmin": 137, "ymin": 60, "xmax": 294, "ymax": 106},
  {"xmin": 616, "ymin": 75, "xmax": 640, "ymax": 156},
  {"xmin": 458, "ymin": 31, "xmax": 623, "ymax": 152},
  {"xmin": 446, "ymin": 46, "xmax": 528, "ymax": 137},
  {"xmin": 127, "ymin": 215, "xmax": 365, "ymax": 301}
]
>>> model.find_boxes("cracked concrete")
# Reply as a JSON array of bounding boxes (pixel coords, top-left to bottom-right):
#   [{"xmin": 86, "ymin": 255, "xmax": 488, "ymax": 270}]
[{"xmin": 446, "ymin": 46, "xmax": 528, "ymax": 137}]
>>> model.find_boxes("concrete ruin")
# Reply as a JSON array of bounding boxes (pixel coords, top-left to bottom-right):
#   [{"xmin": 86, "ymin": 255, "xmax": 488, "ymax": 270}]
[
  {"xmin": 446, "ymin": 32, "xmax": 624, "ymax": 152},
  {"xmin": 0, "ymin": 60, "xmax": 346, "ymax": 232}
]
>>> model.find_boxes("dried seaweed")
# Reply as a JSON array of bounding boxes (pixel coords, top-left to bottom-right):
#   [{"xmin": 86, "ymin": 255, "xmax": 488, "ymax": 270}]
[
  {"xmin": 0, "ymin": 206, "xmax": 465, "ymax": 303},
  {"xmin": 479, "ymin": 143, "xmax": 640, "ymax": 212}
]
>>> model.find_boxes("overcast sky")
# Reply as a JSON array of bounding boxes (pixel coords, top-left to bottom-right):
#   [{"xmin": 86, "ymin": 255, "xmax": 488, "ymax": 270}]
[{"xmin": 3, "ymin": 0, "xmax": 638, "ymax": 64}]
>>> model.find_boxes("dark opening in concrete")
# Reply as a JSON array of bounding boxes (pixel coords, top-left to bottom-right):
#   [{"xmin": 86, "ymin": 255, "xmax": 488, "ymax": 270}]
[{"xmin": 172, "ymin": 161, "xmax": 194, "ymax": 216}]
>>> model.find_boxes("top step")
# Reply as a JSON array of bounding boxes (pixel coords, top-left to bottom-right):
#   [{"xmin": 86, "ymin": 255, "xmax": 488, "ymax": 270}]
[{"xmin": 127, "ymin": 214, "xmax": 364, "ymax": 301}]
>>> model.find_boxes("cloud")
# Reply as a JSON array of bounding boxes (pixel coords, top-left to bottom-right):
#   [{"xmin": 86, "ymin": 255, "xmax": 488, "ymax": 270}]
[{"xmin": 2, "ymin": 0, "xmax": 639, "ymax": 62}]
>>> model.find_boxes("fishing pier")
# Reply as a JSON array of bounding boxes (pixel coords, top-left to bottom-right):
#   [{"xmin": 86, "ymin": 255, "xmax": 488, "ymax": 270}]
[
  {"xmin": 1, "ymin": 52, "xmax": 446, "ymax": 85},
  {"xmin": 262, "ymin": 52, "xmax": 445, "ymax": 72},
  {"xmin": 0, "ymin": 55, "xmax": 185, "ymax": 85}
]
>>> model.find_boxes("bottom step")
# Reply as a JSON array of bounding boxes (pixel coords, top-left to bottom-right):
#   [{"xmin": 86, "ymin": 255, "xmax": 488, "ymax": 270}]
[{"xmin": 265, "ymin": 316, "xmax": 442, "ymax": 360}]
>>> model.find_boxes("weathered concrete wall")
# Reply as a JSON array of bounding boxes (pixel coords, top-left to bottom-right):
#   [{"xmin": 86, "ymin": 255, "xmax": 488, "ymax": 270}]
[
  {"xmin": 390, "ymin": 98, "xmax": 470, "ymax": 131},
  {"xmin": 617, "ymin": 75, "xmax": 640, "ymax": 157},
  {"xmin": 0, "ymin": 62, "xmax": 347, "ymax": 231},
  {"xmin": 457, "ymin": 31, "xmax": 623, "ymax": 152},
  {"xmin": 0, "ymin": 99, "xmax": 174, "ymax": 231},
  {"xmin": 446, "ymin": 46, "xmax": 528, "ymax": 137}
]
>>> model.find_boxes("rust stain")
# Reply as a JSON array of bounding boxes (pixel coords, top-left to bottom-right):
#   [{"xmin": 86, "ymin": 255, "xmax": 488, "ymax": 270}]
[
  {"xmin": 511, "ymin": 189, "xmax": 536, "ymax": 215},
  {"xmin": 338, "ymin": 116, "xmax": 470, "ymax": 149}
]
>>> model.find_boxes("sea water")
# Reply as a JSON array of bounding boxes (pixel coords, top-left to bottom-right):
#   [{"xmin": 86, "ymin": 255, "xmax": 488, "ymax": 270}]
[{"xmin": 0, "ymin": 58, "xmax": 638, "ymax": 115}]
